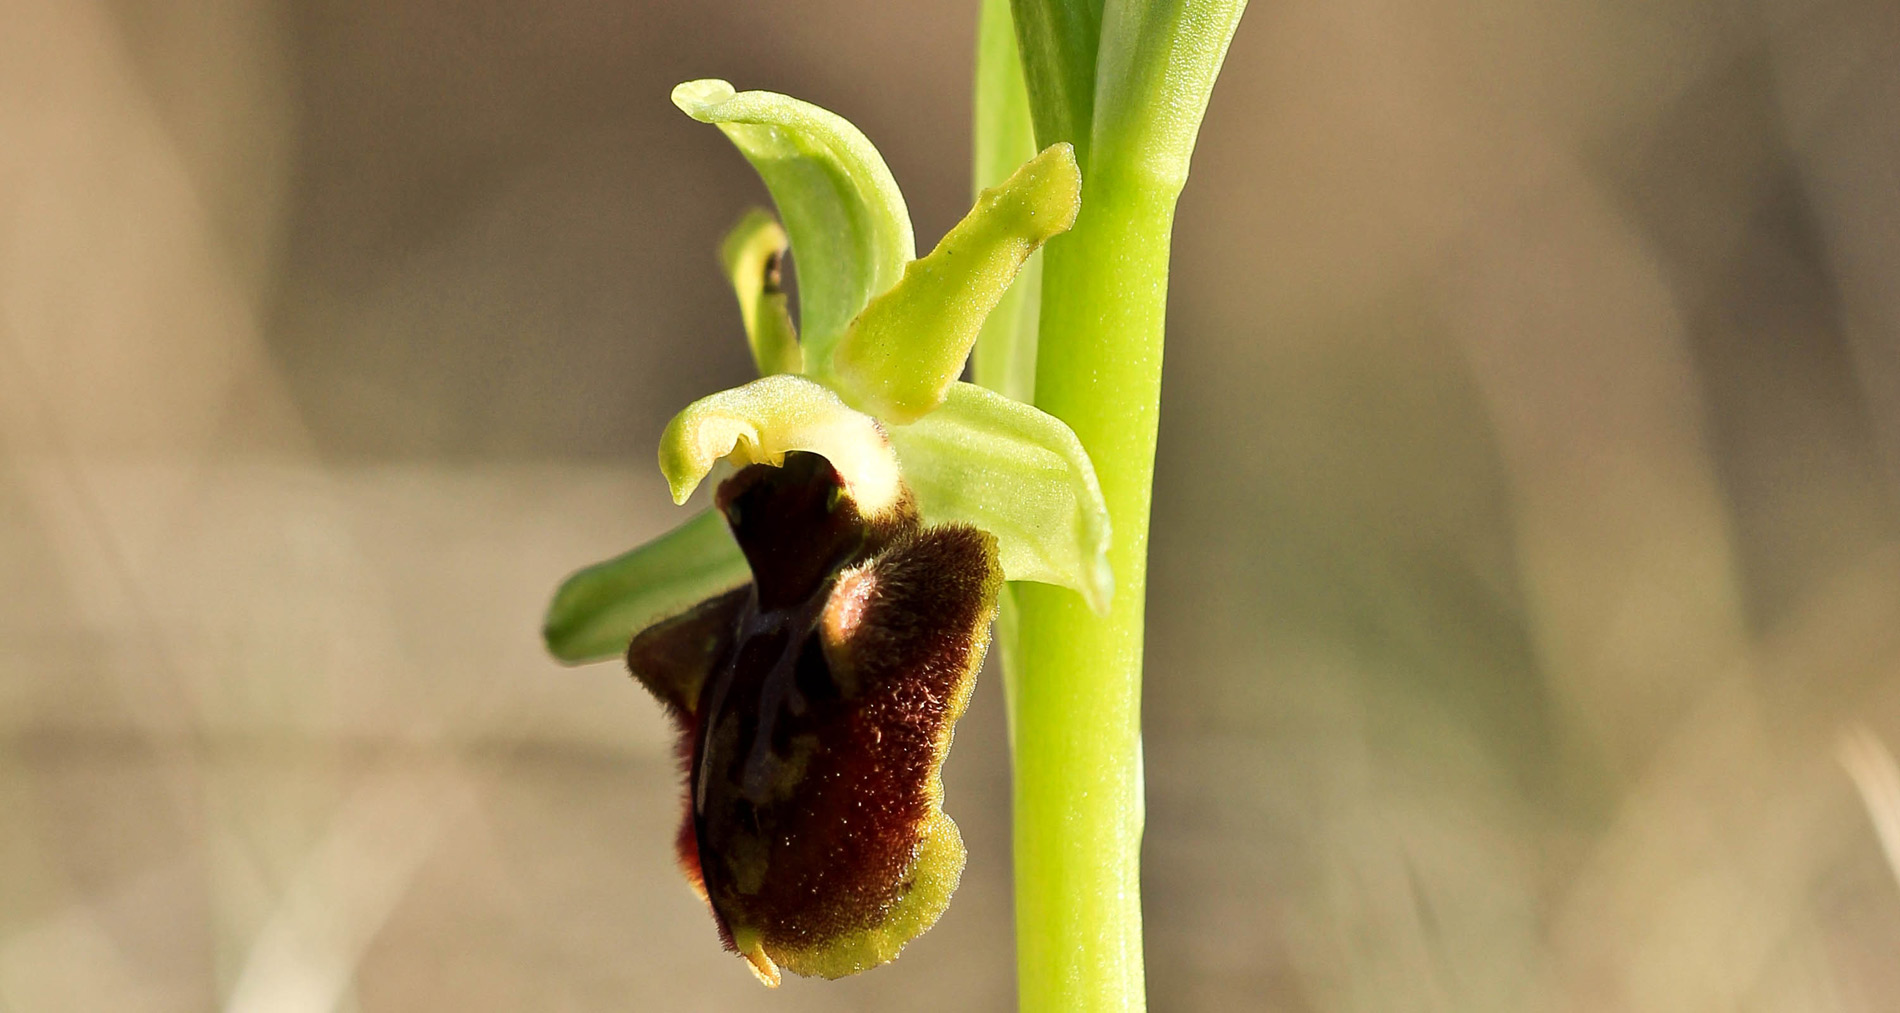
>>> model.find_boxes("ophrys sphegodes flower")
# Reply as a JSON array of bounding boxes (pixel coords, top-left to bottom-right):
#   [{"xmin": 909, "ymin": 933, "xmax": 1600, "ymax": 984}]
[{"xmin": 543, "ymin": 80, "xmax": 1112, "ymax": 985}]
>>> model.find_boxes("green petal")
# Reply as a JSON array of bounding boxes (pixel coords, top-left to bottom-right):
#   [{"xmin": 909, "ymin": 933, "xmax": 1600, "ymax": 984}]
[
  {"xmin": 658, "ymin": 374, "xmax": 904, "ymax": 515},
  {"xmin": 543, "ymin": 508, "xmax": 750, "ymax": 665},
  {"xmin": 673, "ymin": 79, "xmax": 915, "ymax": 369},
  {"xmin": 718, "ymin": 209, "xmax": 802, "ymax": 376},
  {"xmin": 887, "ymin": 382, "xmax": 1111, "ymax": 612},
  {"xmin": 828, "ymin": 144, "xmax": 1081, "ymax": 424}
]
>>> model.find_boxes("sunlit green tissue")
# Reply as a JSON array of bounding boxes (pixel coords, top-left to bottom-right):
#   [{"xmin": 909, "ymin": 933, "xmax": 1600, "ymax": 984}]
[
  {"xmin": 828, "ymin": 144, "xmax": 1080, "ymax": 423},
  {"xmin": 671, "ymin": 79, "xmax": 913, "ymax": 367},
  {"xmin": 658, "ymin": 374, "xmax": 903, "ymax": 514},
  {"xmin": 544, "ymin": 81, "xmax": 1110, "ymax": 668},
  {"xmin": 889, "ymin": 382, "xmax": 1110, "ymax": 613},
  {"xmin": 542, "ymin": 508, "xmax": 748, "ymax": 665}
]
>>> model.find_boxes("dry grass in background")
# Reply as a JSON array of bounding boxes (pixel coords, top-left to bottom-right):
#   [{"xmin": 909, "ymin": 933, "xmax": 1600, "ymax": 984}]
[{"xmin": 4, "ymin": 0, "xmax": 1899, "ymax": 1009}]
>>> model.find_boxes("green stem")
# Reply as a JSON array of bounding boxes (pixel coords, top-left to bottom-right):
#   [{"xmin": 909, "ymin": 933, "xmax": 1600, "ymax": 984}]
[
  {"xmin": 1009, "ymin": 166, "xmax": 1169, "ymax": 1013},
  {"xmin": 991, "ymin": 2, "xmax": 1244, "ymax": 1010}
]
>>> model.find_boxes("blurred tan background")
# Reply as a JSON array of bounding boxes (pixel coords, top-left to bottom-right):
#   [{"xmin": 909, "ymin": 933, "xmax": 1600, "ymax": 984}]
[{"xmin": 5, "ymin": 0, "xmax": 1900, "ymax": 1009}]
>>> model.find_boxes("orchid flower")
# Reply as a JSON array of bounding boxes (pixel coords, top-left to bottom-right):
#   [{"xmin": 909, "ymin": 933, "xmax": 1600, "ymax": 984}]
[{"xmin": 542, "ymin": 79, "xmax": 1111, "ymax": 986}]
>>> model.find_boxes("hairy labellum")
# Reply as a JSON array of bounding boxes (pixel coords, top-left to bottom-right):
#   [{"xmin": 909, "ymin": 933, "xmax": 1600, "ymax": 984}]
[{"xmin": 625, "ymin": 451, "xmax": 1001, "ymax": 984}]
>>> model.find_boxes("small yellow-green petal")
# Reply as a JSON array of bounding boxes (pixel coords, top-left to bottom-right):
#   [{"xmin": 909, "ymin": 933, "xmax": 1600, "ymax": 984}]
[
  {"xmin": 658, "ymin": 374, "xmax": 904, "ymax": 515},
  {"xmin": 718, "ymin": 209, "xmax": 802, "ymax": 376},
  {"xmin": 887, "ymin": 381, "xmax": 1111, "ymax": 612},
  {"xmin": 827, "ymin": 144, "xmax": 1081, "ymax": 424},
  {"xmin": 673, "ymin": 79, "xmax": 915, "ymax": 368},
  {"xmin": 542, "ymin": 508, "xmax": 750, "ymax": 665}
]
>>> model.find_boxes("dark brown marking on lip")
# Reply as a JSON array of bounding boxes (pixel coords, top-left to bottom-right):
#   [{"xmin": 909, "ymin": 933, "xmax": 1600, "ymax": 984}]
[
  {"xmin": 619, "ymin": 450, "xmax": 1000, "ymax": 982},
  {"xmin": 623, "ymin": 586, "xmax": 750, "ymax": 917},
  {"xmin": 712, "ymin": 451, "xmax": 911, "ymax": 610}
]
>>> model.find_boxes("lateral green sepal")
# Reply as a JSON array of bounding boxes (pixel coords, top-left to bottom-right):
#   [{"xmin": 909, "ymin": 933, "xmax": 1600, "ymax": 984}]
[
  {"xmin": 542, "ymin": 508, "xmax": 750, "ymax": 665},
  {"xmin": 887, "ymin": 381, "xmax": 1111, "ymax": 612}
]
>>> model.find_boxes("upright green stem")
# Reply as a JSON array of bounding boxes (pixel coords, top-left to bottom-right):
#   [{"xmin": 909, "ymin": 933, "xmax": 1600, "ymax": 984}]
[
  {"xmin": 1010, "ymin": 171, "xmax": 1171, "ymax": 1010},
  {"xmin": 987, "ymin": 2, "xmax": 1244, "ymax": 1010}
]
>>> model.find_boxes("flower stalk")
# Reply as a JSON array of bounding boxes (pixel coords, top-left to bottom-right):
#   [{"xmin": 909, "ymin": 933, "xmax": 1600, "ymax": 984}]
[{"xmin": 979, "ymin": 2, "xmax": 1246, "ymax": 1010}]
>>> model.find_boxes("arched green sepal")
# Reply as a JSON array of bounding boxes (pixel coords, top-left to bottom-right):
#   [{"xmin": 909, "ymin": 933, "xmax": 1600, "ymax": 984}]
[
  {"xmin": 887, "ymin": 382, "xmax": 1111, "ymax": 612},
  {"xmin": 658, "ymin": 374, "xmax": 904, "ymax": 515},
  {"xmin": 542, "ymin": 508, "xmax": 751, "ymax": 665},
  {"xmin": 828, "ymin": 144, "xmax": 1081, "ymax": 424},
  {"xmin": 719, "ymin": 210, "xmax": 802, "ymax": 376},
  {"xmin": 672, "ymin": 79, "xmax": 916, "ymax": 368}
]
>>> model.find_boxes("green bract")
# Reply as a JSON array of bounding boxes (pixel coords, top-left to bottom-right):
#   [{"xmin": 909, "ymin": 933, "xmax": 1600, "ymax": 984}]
[{"xmin": 544, "ymin": 78, "xmax": 1109, "ymax": 666}]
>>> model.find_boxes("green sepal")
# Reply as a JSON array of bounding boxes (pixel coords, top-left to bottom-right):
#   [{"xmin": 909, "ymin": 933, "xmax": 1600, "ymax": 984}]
[
  {"xmin": 887, "ymin": 382, "xmax": 1111, "ymax": 612},
  {"xmin": 828, "ymin": 144, "xmax": 1081, "ymax": 424},
  {"xmin": 718, "ymin": 210, "xmax": 803, "ymax": 376},
  {"xmin": 673, "ymin": 79, "xmax": 916, "ymax": 369},
  {"xmin": 543, "ymin": 508, "xmax": 751, "ymax": 665},
  {"xmin": 658, "ymin": 373, "xmax": 904, "ymax": 515}
]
